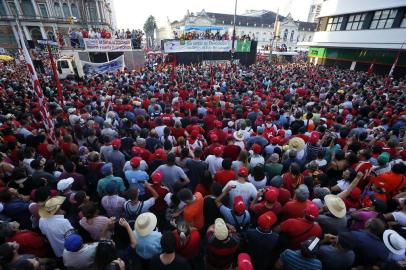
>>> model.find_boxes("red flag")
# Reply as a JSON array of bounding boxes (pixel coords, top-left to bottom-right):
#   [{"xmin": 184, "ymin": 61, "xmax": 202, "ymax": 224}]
[
  {"xmin": 16, "ymin": 21, "xmax": 56, "ymax": 141},
  {"xmin": 389, "ymin": 51, "xmax": 400, "ymax": 77},
  {"xmin": 368, "ymin": 60, "xmax": 375, "ymax": 75}
]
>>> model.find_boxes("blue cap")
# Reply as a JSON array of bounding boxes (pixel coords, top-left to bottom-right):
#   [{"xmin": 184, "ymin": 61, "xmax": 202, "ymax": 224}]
[
  {"xmin": 101, "ymin": 163, "xmax": 113, "ymax": 175},
  {"xmin": 64, "ymin": 233, "xmax": 82, "ymax": 252}
]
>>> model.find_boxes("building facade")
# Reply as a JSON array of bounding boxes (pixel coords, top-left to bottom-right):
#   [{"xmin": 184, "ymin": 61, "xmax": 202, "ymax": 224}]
[
  {"xmin": 0, "ymin": 0, "xmax": 115, "ymax": 51},
  {"xmin": 307, "ymin": 0, "xmax": 326, "ymax": 23},
  {"xmin": 157, "ymin": 10, "xmax": 317, "ymax": 51},
  {"xmin": 306, "ymin": 0, "xmax": 406, "ymax": 76}
]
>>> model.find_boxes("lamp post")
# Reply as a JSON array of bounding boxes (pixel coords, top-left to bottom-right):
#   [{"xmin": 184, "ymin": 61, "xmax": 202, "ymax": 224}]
[{"xmin": 231, "ymin": 0, "xmax": 237, "ymax": 63}]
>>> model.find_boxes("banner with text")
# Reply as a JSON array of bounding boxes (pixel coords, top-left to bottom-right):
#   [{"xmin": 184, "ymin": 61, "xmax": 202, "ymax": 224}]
[
  {"xmin": 83, "ymin": 39, "xmax": 132, "ymax": 51},
  {"xmin": 81, "ymin": 55, "xmax": 125, "ymax": 75},
  {"xmin": 164, "ymin": 40, "xmax": 233, "ymax": 53}
]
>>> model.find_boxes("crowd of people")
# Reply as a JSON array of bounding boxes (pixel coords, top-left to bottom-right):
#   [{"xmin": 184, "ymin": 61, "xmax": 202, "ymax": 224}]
[
  {"xmin": 66, "ymin": 29, "xmax": 143, "ymax": 49},
  {"xmin": 0, "ymin": 58, "xmax": 406, "ymax": 270},
  {"xmin": 174, "ymin": 31, "xmax": 252, "ymax": 42}
]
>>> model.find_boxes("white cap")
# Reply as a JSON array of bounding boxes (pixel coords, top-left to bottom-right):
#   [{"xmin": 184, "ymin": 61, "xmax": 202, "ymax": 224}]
[{"xmin": 57, "ymin": 177, "xmax": 74, "ymax": 191}]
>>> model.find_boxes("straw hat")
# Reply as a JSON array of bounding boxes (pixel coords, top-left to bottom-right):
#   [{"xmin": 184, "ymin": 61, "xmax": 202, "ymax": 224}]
[
  {"xmin": 383, "ymin": 229, "xmax": 406, "ymax": 255},
  {"xmin": 233, "ymin": 130, "xmax": 245, "ymax": 141},
  {"xmin": 39, "ymin": 196, "xmax": 66, "ymax": 218},
  {"xmin": 134, "ymin": 213, "xmax": 157, "ymax": 237},
  {"xmin": 324, "ymin": 195, "xmax": 346, "ymax": 218},
  {"xmin": 214, "ymin": 218, "xmax": 228, "ymax": 241},
  {"xmin": 288, "ymin": 137, "xmax": 305, "ymax": 151}
]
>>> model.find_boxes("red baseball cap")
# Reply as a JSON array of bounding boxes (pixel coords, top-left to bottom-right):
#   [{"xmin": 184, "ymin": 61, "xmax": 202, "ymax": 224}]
[
  {"xmin": 310, "ymin": 132, "xmax": 320, "ymax": 144},
  {"xmin": 154, "ymin": 148, "xmax": 167, "ymax": 160},
  {"xmin": 271, "ymin": 136, "xmax": 281, "ymax": 145},
  {"xmin": 265, "ymin": 188, "xmax": 279, "ymax": 202},
  {"xmin": 238, "ymin": 253, "xmax": 253, "ymax": 270},
  {"xmin": 151, "ymin": 171, "xmax": 163, "ymax": 184},
  {"xmin": 252, "ymin": 144, "xmax": 262, "ymax": 154},
  {"xmin": 112, "ymin": 138, "xmax": 121, "ymax": 148},
  {"xmin": 304, "ymin": 202, "xmax": 319, "ymax": 220},
  {"xmin": 233, "ymin": 196, "xmax": 246, "ymax": 215},
  {"xmin": 130, "ymin": 157, "xmax": 142, "ymax": 168},
  {"xmin": 238, "ymin": 166, "xmax": 249, "ymax": 177},
  {"xmin": 214, "ymin": 120, "xmax": 223, "ymax": 128},
  {"xmin": 213, "ymin": 146, "xmax": 222, "ymax": 157},
  {"xmin": 257, "ymin": 211, "xmax": 277, "ymax": 231},
  {"xmin": 210, "ymin": 133, "xmax": 219, "ymax": 142}
]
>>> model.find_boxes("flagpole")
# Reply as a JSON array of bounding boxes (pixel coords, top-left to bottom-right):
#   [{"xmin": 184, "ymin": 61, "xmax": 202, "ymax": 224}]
[
  {"xmin": 15, "ymin": 19, "xmax": 56, "ymax": 141},
  {"xmin": 389, "ymin": 41, "xmax": 405, "ymax": 77}
]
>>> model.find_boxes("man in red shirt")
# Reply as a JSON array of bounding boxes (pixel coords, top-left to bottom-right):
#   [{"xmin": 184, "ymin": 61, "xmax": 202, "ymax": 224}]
[
  {"xmin": 275, "ymin": 202, "xmax": 322, "ymax": 249},
  {"xmin": 250, "ymin": 187, "xmax": 282, "ymax": 218},
  {"xmin": 214, "ymin": 159, "xmax": 236, "ymax": 186},
  {"xmin": 353, "ymin": 149, "xmax": 373, "ymax": 189},
  {"xmin": 223, "ymin": 136, "xmax": 241, "ymax": 161},
  {"xmin": 280, "ymin": 184, "xmax": 311, "ymax": 220}
]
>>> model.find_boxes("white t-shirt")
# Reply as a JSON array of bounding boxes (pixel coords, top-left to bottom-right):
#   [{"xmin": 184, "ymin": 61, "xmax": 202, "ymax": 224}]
[
  {"xmin": 392, "ymin": 211, "xmax": 406, "ymax": 226},
  {"xmin": 247, "ymin": 175, "xmax": 267, "ymax": 190},
  {"xmin": 249, "ymin": 155, "xmax": 265, "ymax": 168},
  {"xmin": 205, "ymin": 155, "xmax": 223, "ymax": 176},
  {"xmin": 223, "ymin": 180, "xmax": 258, "ymax": 207},
  {"xmin": 336, "ymin": 179, "xmax": 350, "ymax": 191}
]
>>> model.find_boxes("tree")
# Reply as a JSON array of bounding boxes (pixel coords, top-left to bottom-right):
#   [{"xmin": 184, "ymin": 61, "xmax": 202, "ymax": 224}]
[{"xmin": 143, "ymin": 15, "xmax": 157, "ymax": 49}]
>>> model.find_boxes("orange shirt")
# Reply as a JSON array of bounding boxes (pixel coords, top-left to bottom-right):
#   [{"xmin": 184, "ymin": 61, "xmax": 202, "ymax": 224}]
[{"xmin": 183, "ymin": 192, "xmax": 204, "ymax": 230}]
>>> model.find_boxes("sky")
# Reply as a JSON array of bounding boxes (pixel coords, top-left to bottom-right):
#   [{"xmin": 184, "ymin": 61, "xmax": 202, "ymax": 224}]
[{"xmin": 114, "ymin": 0, "xmax": 314, "ymax": 30}]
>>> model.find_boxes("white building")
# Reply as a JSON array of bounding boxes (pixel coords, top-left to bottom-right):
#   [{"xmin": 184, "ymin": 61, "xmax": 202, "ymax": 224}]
[
  {"xmin": 306, "ymin": 0, "xmax": 406, "ymax": 76},
  {"xmin": 0, "ymin": 0, "xmax": 115, "ymax": 51},
  {"xmin": 307, "ymin": 0, "xmax": 326, "ymax": 23},
  {"xmin": 157, "ymin": 9, "xmax": 317, "ymax": 51}
]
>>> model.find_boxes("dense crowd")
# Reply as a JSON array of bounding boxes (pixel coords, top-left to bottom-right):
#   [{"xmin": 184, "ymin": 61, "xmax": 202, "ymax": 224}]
[
  {"xmin": 0, "ymin": 58, "xmax": 406, "ymax": 270},
  {"xmin": 174, "ymin": 31, "xmax": 252, "ymax": 42}
]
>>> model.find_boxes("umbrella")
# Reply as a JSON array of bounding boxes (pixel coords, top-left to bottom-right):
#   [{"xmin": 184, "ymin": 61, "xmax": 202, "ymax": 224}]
[{"xmin": 0, "ymin": 55, "xmax": 14, "ymax": 61}]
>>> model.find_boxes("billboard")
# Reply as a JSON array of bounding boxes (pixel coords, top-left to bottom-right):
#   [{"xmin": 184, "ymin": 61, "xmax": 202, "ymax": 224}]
[{"xmin": 83, "ymin": 39, "xmax": 132, "ymax": 52}]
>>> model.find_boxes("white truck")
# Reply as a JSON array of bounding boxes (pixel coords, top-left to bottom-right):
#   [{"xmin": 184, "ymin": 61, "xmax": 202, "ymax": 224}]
[{"xmin": 56, "ymin": 49, "xmax": 145, "ymax": 79}]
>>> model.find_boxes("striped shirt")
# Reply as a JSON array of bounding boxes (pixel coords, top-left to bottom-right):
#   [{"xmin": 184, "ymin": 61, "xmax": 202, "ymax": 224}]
[{"xmin": 280, "ymin": 249, "xmax": 322, "ymax": 270}]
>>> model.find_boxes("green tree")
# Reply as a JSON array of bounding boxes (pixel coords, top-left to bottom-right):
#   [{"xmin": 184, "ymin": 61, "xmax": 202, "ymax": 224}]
[{"xmin": 143, "ymin": 15, "xmax": 157, "ymax": 48}]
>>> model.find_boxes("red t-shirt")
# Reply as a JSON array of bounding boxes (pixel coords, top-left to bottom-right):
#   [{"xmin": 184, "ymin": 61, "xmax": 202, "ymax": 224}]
[
  {"xmin": 251, "ymin": 201, "xmax": 282, "ymax": 217},
  {"xmin": 223, "ymin": 145, "xmax": 241, "ymax": 161},
  {"xmin": 214, "ymin": 170, "xmax": 236, "ymax": 186},
  {"xmin": 279, "ymin": 218, "xmax": 322, "ymax": 249},
  {"xmin": 7, "ymin": 231, "xmax": 48, "ymax": 258},
  {"xmin": 282, "ymin": 173, "xmax": 304, "ymax": 197},
  {"xmin": 281, "ymin": 199, "xmax": 311, "ymax": 220},
  {"xmin": 173, "ymin": 230, "xmax": 201, "ymax": 260}
]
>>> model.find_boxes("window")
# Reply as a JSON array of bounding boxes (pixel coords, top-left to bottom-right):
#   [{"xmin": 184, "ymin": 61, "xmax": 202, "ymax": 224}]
[
  {"xmin": 71, "ymin": 4, "xmax": 80, "ymax": 18},
  {"xmin": 283, "ymin": 29, "xmax": 288, "ymax": 41},
  {"xmin": 308, "ymin": 35, "xmax": 312, "ymax": 42},
  {"xmin": 302, "ymin": 35, "xmax": 306, "ymax": 42},
  {"xmin": 38, "ymin": 3, "xmax": 48, "ymax": 17},
  {"xmin": 62, "ymin": 3, "xmax": 70, "ymax": 17},
  {"xmin": 89, "ymin": 2, "xmax": 98, "ymax": 21},
  {"xmin": 326, "ymin": 16, "xmax": 344, "ymax": 31},
  {"xmin": 0, "ymin": 1, "xmax": 6, "ymax": 15},
  {"xmin": 8, "ymin": 1, "xmax": 18, "ymax": 16},
  {"xmin": 370, "ymin": 9, "xmax": 397, "ymax": 29},
  {"xmin": 290, "ymin": 30, "xmax": 294, "ymax": 42},
  {"xmin": 21, "ymin": 0, "xmax": 35, "ymax": 17},
  {"xmin": 401, "ymin": 11, "xmax": 406, "ymax": 28},
  {"xmin": 54, "ymin": 2, "xmax": 63, "ymax": 18},
  {"xmin": 346, "ymin": 13, "xmax": 366, "ymax": 30}
]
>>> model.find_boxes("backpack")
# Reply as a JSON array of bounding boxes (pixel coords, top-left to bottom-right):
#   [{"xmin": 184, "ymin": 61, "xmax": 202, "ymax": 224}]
[{"xmin": 124, "ymin": 201, "xmax": 144, "ymax": 223}]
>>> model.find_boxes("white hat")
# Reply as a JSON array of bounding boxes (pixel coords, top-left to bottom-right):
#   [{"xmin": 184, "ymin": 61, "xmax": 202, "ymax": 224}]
[
  {"xmin": 67, "ymin": 108, "xmax": 76, "ymax": 114},
  {"xmin": 324, "ymin": 195, "xmax": 346, "ymax": 218},
  {"xmin": 383, "ymin": 229, "xmax": 406, "ymax": 255},
  {"xmin": 57, "ymin": 177, "xmax": 74, "ymax": 191},
  {"xmin": 233, "ymin": 130, "xmax": 244, "ymax": 141},
  {"xmin": 214, "ymin": 218, "xmax": 228, "ymax": 241},
  {"xmin": 134, "ymin": 213, "xmax": 157, "ymax": 237}
]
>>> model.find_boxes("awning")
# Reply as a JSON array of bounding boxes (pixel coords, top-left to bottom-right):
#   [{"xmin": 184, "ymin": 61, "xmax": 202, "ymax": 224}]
[{"xmin": 176, "ymin": 25, "xmax": 225, "ymax": 31}]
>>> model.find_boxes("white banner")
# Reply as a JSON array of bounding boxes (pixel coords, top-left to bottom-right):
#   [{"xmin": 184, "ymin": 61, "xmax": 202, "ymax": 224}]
[
  {"xmin": 81, "ymin": 55, "xmax": 125, "ymax": 75},
  {"xmin": 163, "ymin": 40, "xmax": 232, "ymax": 53},
  {"xmin": 83, "ymin": 39, "xmax": 132, "ymax": 51}
]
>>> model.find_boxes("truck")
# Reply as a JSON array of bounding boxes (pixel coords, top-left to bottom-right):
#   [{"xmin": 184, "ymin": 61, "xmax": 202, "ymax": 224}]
[{"xmin": 56, "ymin": 49, "xmax": 145, "ymax": 79}]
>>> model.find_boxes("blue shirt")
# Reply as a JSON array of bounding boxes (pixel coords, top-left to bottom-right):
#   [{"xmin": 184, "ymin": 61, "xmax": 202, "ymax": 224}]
[
  {"xmin": 134, "ymin": 230, "xmax": 162, "ymax": 259},
  {"xmin": 350, "ymin": 230, "xmax": 389, "ymax": 266},
  {"xmin": 246, "ymin": 228, "xmax": 279, "ymax": 270},
  {"xmin": 281, "ymin": 249, "xmax": 322, "ymax": 270},
  {"xmin": 125, "ymin": 170, "xmax": 149, "ymax": 195}
]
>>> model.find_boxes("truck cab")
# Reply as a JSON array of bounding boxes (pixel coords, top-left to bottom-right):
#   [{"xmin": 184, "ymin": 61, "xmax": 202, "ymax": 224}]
[{"xmin": 56, "ymin": 57, "xmax": 78, "ymax": 79}]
